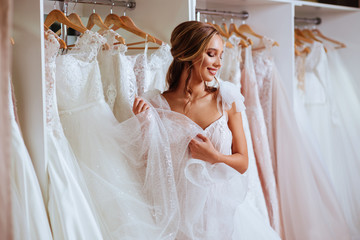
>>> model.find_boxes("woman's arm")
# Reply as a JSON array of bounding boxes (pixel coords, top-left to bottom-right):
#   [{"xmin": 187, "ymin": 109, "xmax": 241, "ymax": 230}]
[{"xmin": 189, "ymin": 102, "xmax": 249, "ymax": 174}]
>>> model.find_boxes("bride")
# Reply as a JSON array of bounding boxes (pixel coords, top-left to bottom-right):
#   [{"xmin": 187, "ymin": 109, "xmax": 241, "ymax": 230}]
[{"xmin": 133, "ymin": 21, "xmax": 280, "ymax": 240}]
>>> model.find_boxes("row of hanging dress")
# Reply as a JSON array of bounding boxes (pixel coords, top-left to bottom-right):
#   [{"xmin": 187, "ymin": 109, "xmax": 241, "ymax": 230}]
[
  {"xmin": 295, "ymin": 40, "xmax": 360, "ymax": 239},
  {"xmin": 8, "ymin": 79, "xmax": 53, "ymax": 239},
  {"xmin": 53, "ymin": 30, "xmax": 179, "ymax": 240},
  {"xmin": 219, "ymin": 34, "xmax": 352, "ymax": 240}
]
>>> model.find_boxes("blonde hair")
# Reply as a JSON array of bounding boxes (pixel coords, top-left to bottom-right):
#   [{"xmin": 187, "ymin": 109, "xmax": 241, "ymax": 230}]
[{"xmin": 166, "ymin": 21, "xmax": 220, "ymax": 95}]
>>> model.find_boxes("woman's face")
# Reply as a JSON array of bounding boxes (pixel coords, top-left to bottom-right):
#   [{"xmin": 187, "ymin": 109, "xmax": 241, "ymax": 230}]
[{"xmin": 192, "ymin": 34, "xmax": 223, "ymax": 83}]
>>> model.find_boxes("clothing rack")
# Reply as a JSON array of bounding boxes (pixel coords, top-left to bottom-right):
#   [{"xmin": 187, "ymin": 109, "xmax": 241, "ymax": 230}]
[
  {"xmin": 195, "ymin": 8, "xmax": 249, "ymax": 22},
  {"xmin": 294, "ymin": 17, "xmax": 322, "ymax": 25}
]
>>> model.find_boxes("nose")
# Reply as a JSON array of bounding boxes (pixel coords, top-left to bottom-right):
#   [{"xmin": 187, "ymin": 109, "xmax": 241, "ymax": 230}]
[{"xmin": 214, "ymin": 56, "xmax": 221, "ymax": 68}]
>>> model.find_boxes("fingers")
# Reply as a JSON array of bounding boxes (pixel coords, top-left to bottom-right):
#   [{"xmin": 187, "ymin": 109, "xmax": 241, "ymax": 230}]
[
  {"xmin": 196, "ymin": 133, "xmax": 208, "ymax": 142},
  {"xmin": 132, "ymin": 97, "xmax": 149, "ymax": 115}
]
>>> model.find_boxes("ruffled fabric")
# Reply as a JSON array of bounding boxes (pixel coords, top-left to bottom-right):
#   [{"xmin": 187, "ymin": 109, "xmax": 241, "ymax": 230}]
[
  {"xmin": 143, "ymin": 80, "xmax": 279, "ymax": 240},
  {"xmin": 218, "ymin": 80, "xmax": 246, "ymax": 113}
]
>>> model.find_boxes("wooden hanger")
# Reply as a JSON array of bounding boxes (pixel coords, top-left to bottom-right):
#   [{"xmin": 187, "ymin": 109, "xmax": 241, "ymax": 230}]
[
  {"xmin": 238, "ymin": 22, "xmax": 279, "ymax": 47},
  {"xmin": 104, "ymin": 13, "xmax": 160, "ymax": 46},
  {"xmin": 87, "ymin": 12, "xmax": 126, "ymax": 45},
  {"xmin": 45, "ymin": 9, "xmax": 87, "ymax": 34},
  {"xmin": 312, "ymin": 28, "xmax": 346, "ymax": 49},
  {"xmin": 228, "ymin": 23, "xmax": 251, "ymax": 46},
  {"xmin": 294, "ymin": 30, "xmax": 314, "ymax": 44},
  {"xmin": 301, "ymin": 29, "xmax": 323, "ymax": 42},
  {"xmin": 206, "ymin": 22, "xmax": 234, "ymax": 48},
  {"xmin": 221, "ymin": 23, "xmax": 230, "ymax": 38},
  {"xmin": 44, "ymin": 24, "xmax": 67, "ymax": 49},
  {"xmin": 68, "ymin": 13, "xmax": 87, "ymax": 29}
]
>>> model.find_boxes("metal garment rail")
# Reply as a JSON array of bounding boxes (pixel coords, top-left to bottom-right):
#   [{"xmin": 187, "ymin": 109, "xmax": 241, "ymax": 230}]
[
  {"xmin": 49, "ymin": 0, "xmax": 136, "ymax": 8},
  {"xmin": 195, "ymin": 8, "xmax": 249, "ymax": 21},
  {"xmin": 295, "ymin": 17, "xmax": 322, "ymax": 25}
]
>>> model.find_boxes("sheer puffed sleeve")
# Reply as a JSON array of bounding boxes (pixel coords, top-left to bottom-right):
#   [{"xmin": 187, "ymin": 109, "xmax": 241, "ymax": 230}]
[{"xmin": 218, "ymin": 80, "xmax": 246, "ymax": 113}]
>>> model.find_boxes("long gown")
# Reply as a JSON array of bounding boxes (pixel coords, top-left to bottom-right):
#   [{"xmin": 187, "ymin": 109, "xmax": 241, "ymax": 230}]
[
  {"xmin": 219, "ymin": 37, "xmax": 270, "ymax": 225},
  {"xmin": 44, "ymin": 30, "xmax": 107, "ymax": 240},
  {"xmin": 56, "ymin": 30, "xmax": 179, "ymax": 239},
  {"xmin": 144, "ymin": 80, "xmax": 281, "ymax": 240},
  {"xmin": 9, "ymin": 80, "xmax": 53, "ymax": 240},
  {"xmin": 251, "ymin": 37, "xmax": 282, "ymax": 234},
  {"xmin": 269, "ymin": 44, "xmax": 351, "ymax": 239},
  {"xmin": 301, "ymin": 41, "xmax": 360, "ymax": 239}
]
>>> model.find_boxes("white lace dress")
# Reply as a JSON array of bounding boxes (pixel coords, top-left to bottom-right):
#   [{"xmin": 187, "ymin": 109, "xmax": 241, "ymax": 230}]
[
  {"xmin": 9, "ymin": 80, "xmax": 53, "ymax": 240},
  {"xmin": 144, "ymin": 81, "xmax": 280, "ymax": 240},
  {"xmin": 45, "ymin": 31, "xmax": 106, "ymax": 240},
  {"xmin": 98, "ymin": 30, "xmax": 137, "ymax": 123},
  {"xmin": 251, "ymin": 37, "xmax": 281, "ymax": 234},
  {"xmin": 55, "ymin": 31, "xmax": 179, "ymax": 240},
  {"xmin": 146, "ymin": 43, "xmax": 173, "ymax": 92}
]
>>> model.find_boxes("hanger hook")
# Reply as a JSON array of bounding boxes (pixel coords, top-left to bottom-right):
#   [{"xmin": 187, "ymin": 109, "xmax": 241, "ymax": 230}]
[
  {"xmin": 53, "ymin": 0, "xmax": 57, "ymax": 9},
  {"xmin": 230, "ymin": 15, "xmax": 234, "ymax": 24},
  {"xmin": 210, "ymin": 15, "xmax": 215, "ymax": 24},
  {"xmin": 93, "ymin": 1, "xmax": 97, "ymax": 13},
  {"xmin": 222, "ymin": 16, "xmax": 226, "ymax": 23},
  {"xmin": 123, "ymin": 6, "xmax": 128, "ymax": 16},
  {"xmin": 110, "ymin": 2, "xmax": 114, "ymax": 14},
  {"xmin": 72, "ymin": 0, "xmax": 78, "ymax": 13}
]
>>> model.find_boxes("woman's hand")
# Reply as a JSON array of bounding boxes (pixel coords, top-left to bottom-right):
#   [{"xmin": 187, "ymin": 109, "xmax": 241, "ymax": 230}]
[
  {"xmin": 133, "ymin": 97, "xmax": 150, "ymax": 115},
  {"xmin": 189, "ymin": 134, "xmax": 220, "ymax": 164}
]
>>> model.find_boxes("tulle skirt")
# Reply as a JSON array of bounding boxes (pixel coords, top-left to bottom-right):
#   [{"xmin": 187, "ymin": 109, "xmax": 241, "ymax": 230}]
[{"xmin": 59, "ymin": 99, "xmax": 179, "ymax": 240}]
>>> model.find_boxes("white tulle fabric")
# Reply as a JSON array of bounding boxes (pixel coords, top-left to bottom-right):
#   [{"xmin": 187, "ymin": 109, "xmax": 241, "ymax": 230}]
[
  {"xmin": 300, "ymin": 42, "xmax": 360, "ymax": 239},
  {"xmin": 98, "ymin": 30, "xmax": 136, "ymax": 123},
  {"xmin": 9, "ymin": 80, "xmax": 53, "ymax": 240},
  {"xmin": 144, "ymin": 81, "xmax": 280, "ymax": 240},
  {"xmin": 272, "ymin": 47, "xmax": 351, "ymax": 239},
  {"xmin": 56, "ymin": 31, "xmax": 179, "ymax": 240},
  {"xmin": 251, "ymin": 37, "xmax": 282, "ymax": 234},
  {"xmin": 45, "ymin": 31, "xmax": 107, "ymax": 240}
]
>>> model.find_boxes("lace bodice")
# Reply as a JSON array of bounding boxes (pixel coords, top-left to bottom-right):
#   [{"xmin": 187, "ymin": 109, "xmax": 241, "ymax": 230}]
[
  {"xmin": 147, "ymin": 43, "xmax": 172, "ymax": 92},
  {"xmin": 219, "ymin": 35, "xmax": 242, "ymax": 88},
  {"xmin": 56, "ymin": 31, "xmax": 106, "ymax": 112},
  {"xmin": 304, "ymin": 41, "xmax": 328, "ymax": 104},
  {"xmin": 98, "ymin": 30, "xmax": 127, "ymax": 111}
]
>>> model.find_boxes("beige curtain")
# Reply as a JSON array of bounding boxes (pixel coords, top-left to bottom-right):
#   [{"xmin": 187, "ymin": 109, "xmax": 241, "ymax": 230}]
[{"xmin": 0, "ymin": 0, "xmax": 13, "ymax": 238}]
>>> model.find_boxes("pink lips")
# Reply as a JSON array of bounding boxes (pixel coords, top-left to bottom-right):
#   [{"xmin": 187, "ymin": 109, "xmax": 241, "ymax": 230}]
[{"xmin": 208, "ymin": 68, "xmax": 218, "ymax": 76}]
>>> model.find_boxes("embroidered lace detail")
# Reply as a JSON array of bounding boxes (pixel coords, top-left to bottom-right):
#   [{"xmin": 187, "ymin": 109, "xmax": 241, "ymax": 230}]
[
  {"xmin": 44, "ymin": 30, "xmax": 63, "ymax": 137},
  {"xmin": 219, "ymin": 35, "xmax": 242, "ymax": 88},
  {"xmin": 68, "ymin": 30, "xmax": 106, "ymax": 62},
  {"xmin": 133, "ymin": 42, "xmax": 149, "ymax": 96},
  {"xmin": 147, "ymin": 43, "xmax": 172, "ymax": 92},
  {"xmin": 56, "ymin": 31, "xmax": 105, "ymax": 112}
]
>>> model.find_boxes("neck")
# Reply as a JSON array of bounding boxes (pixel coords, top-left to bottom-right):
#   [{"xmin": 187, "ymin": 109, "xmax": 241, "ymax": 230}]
[{"xmin": 175, "ymin": 67, "xmax": 205, "ymax": 99}]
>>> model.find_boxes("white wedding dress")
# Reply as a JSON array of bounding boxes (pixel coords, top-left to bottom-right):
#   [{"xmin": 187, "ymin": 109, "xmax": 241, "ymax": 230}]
[
  {"xmin": 56, "ymin": 30, "xmax": 179, "ymax": 240},
  {"xmin": 45, "ymin": 31, "xmax": 106, "ymax": 240},
  {"xmin": 219, "ymin": 37, "xmax": 270, "ymax": 226},
  {"xmin": 301, "ymin": 42, "xmax": 360, "ymax": 239},
  {"xmin": 144, "ymin": 81, "xmax": 280, "ymax": 240},
  {"xmin": 9, "ymin": 80, "xmax": 53, "ymax": 240}
]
